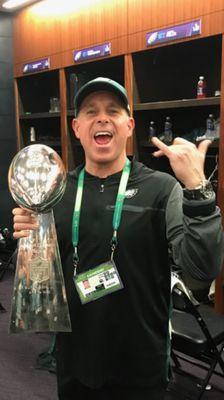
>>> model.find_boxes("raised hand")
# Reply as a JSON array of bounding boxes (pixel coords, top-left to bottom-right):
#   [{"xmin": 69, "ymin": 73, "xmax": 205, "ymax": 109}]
[
  {"xmin": 151, "ymin": 136, "xmax": 212, "ymax": 189},
  {"xmin": 12, "ymin": 208, "xmax": 39, "ymax": 239}
]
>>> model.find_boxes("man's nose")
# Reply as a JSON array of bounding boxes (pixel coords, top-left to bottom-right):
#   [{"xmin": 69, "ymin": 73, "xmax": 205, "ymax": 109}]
[{"xmin": 97, "ymin": 112, "xmax": 109, "ymax": 124}]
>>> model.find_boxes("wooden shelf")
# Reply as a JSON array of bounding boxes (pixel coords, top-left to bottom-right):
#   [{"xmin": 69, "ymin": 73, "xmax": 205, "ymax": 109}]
[
  {"xmin": 134, "ymin": 97, "xmax": 220, "ymax": 111},
  {"xmin": 27, "ymin": 140, "xmax": 61, "ymax": 147},
  {"xmin": 140, "ymin": 139, "xmax": 219, "ymax": 149},
  {"xmin": 19, "ymin": 112, "xmax": 61, "ymax": 119},
  {"xmin": 67, "ymin": 97, "xmax": 220, "ymax": 117},
  {"xmin": 40, "ymin": 140, "xmax": 61, "ymax": 146}
]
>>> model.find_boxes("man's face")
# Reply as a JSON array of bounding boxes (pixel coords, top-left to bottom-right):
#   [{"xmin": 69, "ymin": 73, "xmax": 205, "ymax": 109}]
[{"xmin": 72, "ymin": 91, "xmax": 134, "ymax": 169}]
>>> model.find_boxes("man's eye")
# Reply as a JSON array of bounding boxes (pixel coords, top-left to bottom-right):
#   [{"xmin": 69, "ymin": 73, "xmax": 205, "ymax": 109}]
[
  {"xmin": 109, "ymin": 109, "xmax": 119, "ymax": 114},
  {"xmin": 86, "ymin": 109, "xmax": 95, "ymax": 114}
]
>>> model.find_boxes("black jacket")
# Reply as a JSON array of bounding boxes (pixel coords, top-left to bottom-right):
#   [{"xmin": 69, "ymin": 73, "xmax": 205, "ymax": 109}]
[{"xmin": 54, "ymin": 160, "xmax": 223, "ymax": 389}]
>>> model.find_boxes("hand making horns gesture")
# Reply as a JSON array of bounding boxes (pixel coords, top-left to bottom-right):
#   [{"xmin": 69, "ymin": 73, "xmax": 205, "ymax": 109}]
[{"xmin": 151, "ymin": 136, "xmax": 212, "ymax": 189}]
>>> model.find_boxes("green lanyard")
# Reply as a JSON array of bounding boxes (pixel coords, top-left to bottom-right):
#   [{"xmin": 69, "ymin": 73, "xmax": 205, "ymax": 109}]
[{"xmin": 72, "ymin": 158, "xmax": 131, "ymax": 275}]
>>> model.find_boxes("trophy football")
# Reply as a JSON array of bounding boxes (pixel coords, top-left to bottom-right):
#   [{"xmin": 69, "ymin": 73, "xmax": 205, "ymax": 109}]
[{"xmin": 8, "ymin": 144, "xmax": 72, "ymax": 333}]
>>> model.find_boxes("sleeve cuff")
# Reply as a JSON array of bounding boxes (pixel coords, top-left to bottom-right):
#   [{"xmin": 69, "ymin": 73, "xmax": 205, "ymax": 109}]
[{"xmin": 183, "ymin": 194, "xmax": 216, "ymax": 217}]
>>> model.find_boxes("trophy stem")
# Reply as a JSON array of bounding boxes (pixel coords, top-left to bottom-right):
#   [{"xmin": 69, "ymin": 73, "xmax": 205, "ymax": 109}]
[{"xmin": 10, "ymin": 210, "xmax": 71, "ymax": 333}]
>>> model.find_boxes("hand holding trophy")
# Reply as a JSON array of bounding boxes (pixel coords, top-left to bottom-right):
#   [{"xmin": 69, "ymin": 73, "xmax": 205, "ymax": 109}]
[{"xmin": 8, "ymin": 144, "xmax": 71, "ymax": 333}]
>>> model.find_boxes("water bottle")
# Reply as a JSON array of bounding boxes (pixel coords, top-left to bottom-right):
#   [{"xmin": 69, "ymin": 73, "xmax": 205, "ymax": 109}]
[
  {"xmin": 30, "ymin": 127, "xmax": 36, "ymax": 142},
  {"xmin": 163, "ymin": 116, "xmax": 173, "ymax": 144},
  {"xmin": 148, "ymin": 121, "xmax": 156, "ymax": 142},
  {"xmin": 205, "ymin": 114, "xmax": 215, "ymax": 139},
  {"xmin": 197, "ymin": 76, "xmax": 206, "ymax": 99}
]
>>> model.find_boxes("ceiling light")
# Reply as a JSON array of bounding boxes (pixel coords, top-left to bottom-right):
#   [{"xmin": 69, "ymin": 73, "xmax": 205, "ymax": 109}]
[
  {"xmin": 31, "ymin": 0, "xmax": 102, "ymax": 17},
  {"xmin": 2, "ymin": 0, "xmax": 32, "ymax": 9}
]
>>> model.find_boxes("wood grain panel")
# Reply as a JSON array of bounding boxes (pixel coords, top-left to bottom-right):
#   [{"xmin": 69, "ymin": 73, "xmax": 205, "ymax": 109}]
[
  {"xmin": 59, "ymin": 0, "xmax": 127, "ymax": 52},
  {"xmin": 61, "ymin": 36, "xmax": 128, "ymax": 69},
  {"xmin": 13, "ymin": 0, "xmax": 224, "ymax": 66},
  {"xmin": 13, "ymin": 0, "xmax": 128, "ymax": 65},
  {"xmin": 13, "ymin": 53, "xmax": 62, "ymax": 78},
  {"xmin": 14, "ymin": 79, "xmax": 22, "ymax": 150},
  {"xmin": 128, "ymin": 0, "xmax": 224, "ymax": 35},
  {"xmin": 124, "ymin": 53, "xmax": 134, "ymax": 155},
  {"xmin": 128, "ymin": 11, "xmax": 224, "ymax": 54},
  {"xmin": 59, "ymin": 69, "xmax": 68, "ymax": 170},
  {"xmin": 215, "ymin": 33, "xmax": 224, "ymax": 314},
  {"xmin": 124, "ymin": 54, "xmax": 134, "ymax": 115},
  {"xmin": 13, "ymin": 7, "xmax": 62, "ymax": 64}
]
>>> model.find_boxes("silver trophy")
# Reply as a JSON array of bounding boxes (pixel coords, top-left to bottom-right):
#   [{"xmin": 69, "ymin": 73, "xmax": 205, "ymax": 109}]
[{"xmin": 8, "ymin": 144, "xmax": 72, "ymax": 333}]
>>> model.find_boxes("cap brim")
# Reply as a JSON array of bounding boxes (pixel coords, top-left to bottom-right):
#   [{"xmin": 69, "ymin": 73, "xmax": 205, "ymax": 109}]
[{"xmin": 74, "ymin": 80, "xmax": 129, "ymax": 116}]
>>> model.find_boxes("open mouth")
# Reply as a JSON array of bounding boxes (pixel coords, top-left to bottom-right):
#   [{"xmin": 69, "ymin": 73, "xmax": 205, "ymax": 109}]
[{"xmin": 94, "ymin": 131, "xmax": 113, "ymax": 145}]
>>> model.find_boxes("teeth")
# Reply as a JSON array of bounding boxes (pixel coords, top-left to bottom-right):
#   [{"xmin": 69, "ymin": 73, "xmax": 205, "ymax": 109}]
[{"xmin": 94, "ymin": 131, "xmax": 112, "ymax": 137}]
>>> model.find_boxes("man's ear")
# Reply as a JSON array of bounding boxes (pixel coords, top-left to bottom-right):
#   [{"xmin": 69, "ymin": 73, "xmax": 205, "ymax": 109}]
[
  {"xmin": 127, "ymin": 117, "xmax": 135, "ymax": 137},
  {"xmin": 72, "ymin": 118, "xmax": 80, "ymax": 139}
]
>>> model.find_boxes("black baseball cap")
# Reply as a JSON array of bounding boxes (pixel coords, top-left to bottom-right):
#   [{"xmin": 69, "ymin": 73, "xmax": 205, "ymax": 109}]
[{"xmin": 74, "ymin": 77, "xmax": 130, "ymax": 117}]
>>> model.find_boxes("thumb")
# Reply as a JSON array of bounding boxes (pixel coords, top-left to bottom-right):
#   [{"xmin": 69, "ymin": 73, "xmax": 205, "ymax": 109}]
[{"xmin": 197, "ymin": 139, "xmax": 212, "ymax": 155}]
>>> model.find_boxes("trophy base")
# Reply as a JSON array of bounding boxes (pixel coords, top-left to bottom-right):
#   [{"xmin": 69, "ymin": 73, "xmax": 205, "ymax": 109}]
[{"xmin": 10, "ymin": 210, "xmax": 72, "ymax": 333}]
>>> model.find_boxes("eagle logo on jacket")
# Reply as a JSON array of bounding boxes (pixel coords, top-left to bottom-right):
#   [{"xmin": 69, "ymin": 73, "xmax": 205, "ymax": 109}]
[{"xmin": 125, "ymin": 189, "xmax": 138, "ymax": 199}]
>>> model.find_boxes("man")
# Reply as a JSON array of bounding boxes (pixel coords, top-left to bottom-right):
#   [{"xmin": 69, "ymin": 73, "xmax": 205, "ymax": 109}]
[{"xmin": 12, "ymin": 77, "xmax": 223, "ymax": 400}]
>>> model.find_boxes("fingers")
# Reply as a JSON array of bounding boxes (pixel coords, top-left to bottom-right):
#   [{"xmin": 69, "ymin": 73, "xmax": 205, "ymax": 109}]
[
  {"xmin": 197, "ymin": 139, "xmax": 212, "ymax": 155},
  {"xmin": 13, "ymin": 222, "xmax": 38, "ymax": 239},
  {"xmin": 172, "ymin": 137, "xmax": 194, "ymax": 146},
  {"xmin": 12, "ymin": 207, "xmax": 32, "ymax": 216},
  {"xmin": 152, "ymin": 150, "xmax": 165, "ymax": 157},
  {"xmin": 12, "ymin": 207, "xmax": 38, "ymax": 239},
  {"xmin": 13, "ymin": 207, "xmax": 38, "ymax": 226},
  {"xmin": 151, "ymin": 137, "xmax": 173, "ymax": 157},
  {"xmin": 13, "ymin": 231, "xmax": 31, "ymax": 240},
  {"xmin": 13, "ymin": 221, "xmax": 38, "ymax": 231},
  {"xmin": 13, "ymin": 214, "xmax": 37, "ymax": 224},
  {"xmin": 152, "ymin": 136, "xmax": 211, "ymax": 158}
]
